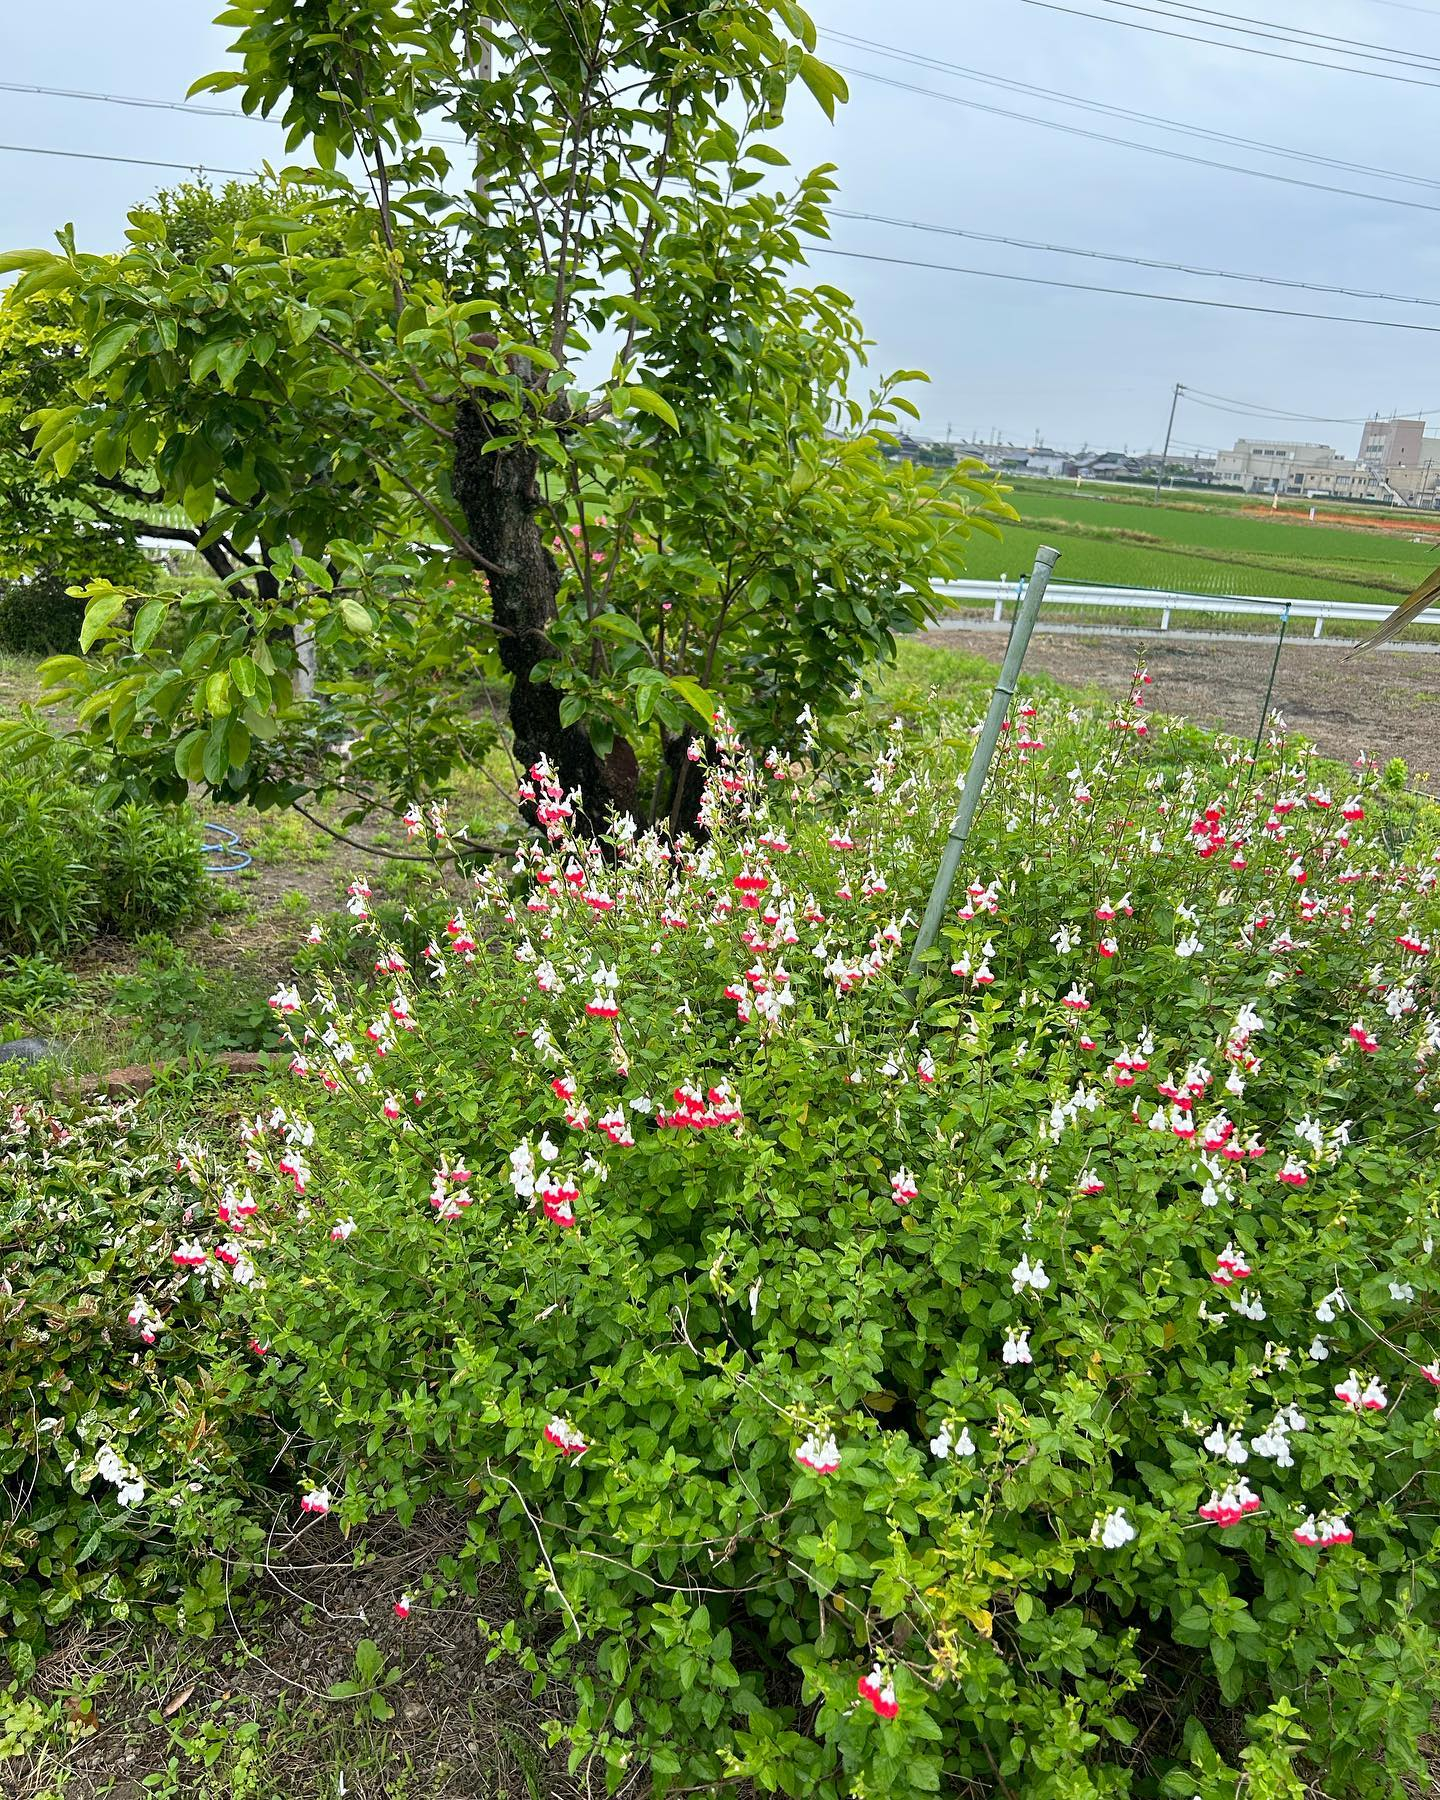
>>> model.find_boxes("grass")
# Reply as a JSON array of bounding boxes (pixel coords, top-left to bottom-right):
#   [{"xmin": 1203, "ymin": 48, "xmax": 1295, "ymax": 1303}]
[{"xmin": 959, "ymin": 477, "xmax": 1440, "ymax": 608}]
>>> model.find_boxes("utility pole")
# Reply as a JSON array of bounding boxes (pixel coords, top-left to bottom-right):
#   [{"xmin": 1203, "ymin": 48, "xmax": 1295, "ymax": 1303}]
[
  {"xmin": 1155, "ymin": 381, "xmax": 1182, "ymax": 499},
  {"xmin": 467, "ymin": 16, "xmax": 493, "ymax": 201}
]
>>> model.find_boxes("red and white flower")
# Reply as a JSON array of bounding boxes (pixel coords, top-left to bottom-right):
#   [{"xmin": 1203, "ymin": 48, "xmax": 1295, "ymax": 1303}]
[
  {"xmin": 796, "ymin": 1431, "xmax": 841, "ymax": 1475},
  {"xmin": 857, "ymin": 1663, "xmax": 898, "ymax": 1720},
  {"xmin": 543, "ymin": 1415, "xmax": 588, "ymax": 1457},
  {"xmin": 890, "ymin": 1166, "xmax": 918, "ymax": 1205}
]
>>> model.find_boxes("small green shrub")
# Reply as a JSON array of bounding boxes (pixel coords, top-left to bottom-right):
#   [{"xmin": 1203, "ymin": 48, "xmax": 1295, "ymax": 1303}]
[
  {"xmin": 97, "ymin": 804, "xmax": 206, "ymax": 934},
  {"xmin": 0, "ymin": 788, "xmax": 98, "ymax": 949},
  {"xmin": 0, "ymin": 570, "xmax": 88, "ymax": 657},
  {"xmin": 112, "ymin": 939, "xmax": 283, "ymax": 1056},
  {"xmin": 0, "ymin": 952, "xmax": 76, "ymax": 1023},
  {"xmin": 115, "ymin": 694, "xmax": 1440, "ymax": 1798},
  {"xmin": 0, "ymin": 756, "xmax": 204, "ymax": 952}
]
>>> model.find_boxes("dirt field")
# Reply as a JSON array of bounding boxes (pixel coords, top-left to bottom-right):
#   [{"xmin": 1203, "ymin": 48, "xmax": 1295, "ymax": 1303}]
[
  {"xmin": 1238, "ymin": 504, "xmax": 1440, "ymax": 542},
  {"xmin": 926, "ymin": 624, "xmax": 1440, "ymax": 782}
]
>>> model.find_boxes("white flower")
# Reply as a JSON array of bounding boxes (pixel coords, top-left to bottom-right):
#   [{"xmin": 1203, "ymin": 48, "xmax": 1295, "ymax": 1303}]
[
  {"xmin": 1389, "ymin": 1280, "xmax": 1416, "ymax": 1303},
  {"xmin": 1002, "ymin": 1327, "xmax": 1032, "ymax": 1365},
  {"xmin": 95, "ymin": 1442, "xmax": 145, "ymax": 1508},
  {"xmin": 1309, "ymin": 1335, "xmax": 1329, "ymax": 1360},
  {"xmin": 1011, "ymin": 1254, "xmax": 1051, "ymax": 1295},
  {"xmin": 1096, "ymin": 1506, "xmax": 1136, "ymax": 1549},
  {"xmin": 1175, "ymin": 933, "xmax": 1204, "ymax": 959}
]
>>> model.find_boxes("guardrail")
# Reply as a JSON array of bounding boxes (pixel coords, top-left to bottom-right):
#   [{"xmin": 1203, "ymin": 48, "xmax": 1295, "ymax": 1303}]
[{"xmin": 936, "ymin": 578, "xmax": 1438, "ymax": 640}]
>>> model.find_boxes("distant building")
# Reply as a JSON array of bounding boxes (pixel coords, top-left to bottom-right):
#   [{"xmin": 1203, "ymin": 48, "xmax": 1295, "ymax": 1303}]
[
  {"xmin": 1066, "ymin": 451, "xmax": 1146, "ymax": 481},
  {"xmin": 1357, "ymin": 417, "xmax": 1423, "ymax": 475},
  {"xmin": 1211, "ymin": 429, "xmax": 1440, "ymax": 506},
  {"xmin": 1213, "ymin": 439, "xmax": 1350, "ymax": 493}
]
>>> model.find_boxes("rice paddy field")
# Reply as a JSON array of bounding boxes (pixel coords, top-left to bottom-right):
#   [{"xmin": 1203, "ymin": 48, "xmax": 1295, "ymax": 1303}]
[{"xmin": 959, "ymin": 476, "xmax": 1440, "ymax": 605}]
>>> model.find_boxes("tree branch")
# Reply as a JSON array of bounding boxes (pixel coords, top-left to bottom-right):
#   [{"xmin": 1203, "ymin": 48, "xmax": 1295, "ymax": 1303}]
[
  {"xmin": 292, "ymin": 802, "xmax": 503, "ymax": 863},
  {"xmin": 316, "ymin": 333, "xmax": 456, "ymax": 442},
  {"xmin": 374, "ymin": 458, "xmax": 510, "ymax": 576}
]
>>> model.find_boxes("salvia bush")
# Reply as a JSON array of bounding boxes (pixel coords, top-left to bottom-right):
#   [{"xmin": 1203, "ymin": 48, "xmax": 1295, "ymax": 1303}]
[
  {"xmin": 102, "ymin": 681, "xmax": 1440, "ymax": 1793},
  {"xmin": 0, "ymin": 1098, "xmax": 261, "ymax": 1681}
]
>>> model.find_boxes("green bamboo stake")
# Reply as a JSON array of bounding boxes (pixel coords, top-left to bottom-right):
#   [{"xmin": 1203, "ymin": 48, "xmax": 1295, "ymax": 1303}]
[{"xmin": 909, "ymin": 544, "xmax": 1061, "ymax": 976}]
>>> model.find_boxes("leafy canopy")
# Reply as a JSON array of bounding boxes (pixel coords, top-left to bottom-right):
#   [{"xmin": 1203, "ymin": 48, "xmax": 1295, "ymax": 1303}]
[{"xmin": 7, "ymin": 2, "xmax": 1008, "ymax": 824}]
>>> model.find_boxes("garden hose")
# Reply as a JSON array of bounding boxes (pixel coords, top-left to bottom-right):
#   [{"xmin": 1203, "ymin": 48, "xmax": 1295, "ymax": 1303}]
[{"xmin": 201, "ymin": 822, "xmax": 252, "ymax": 875}]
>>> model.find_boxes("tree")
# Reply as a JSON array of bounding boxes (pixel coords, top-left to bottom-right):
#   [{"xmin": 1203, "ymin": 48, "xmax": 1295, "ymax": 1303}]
[
  {"xmin": 7, "ymin": 2, "xmax": 1008, "ymax": 830},
  {"xmin": 0, "ymin": 293, "xmax": 150, "ymax": 589}
]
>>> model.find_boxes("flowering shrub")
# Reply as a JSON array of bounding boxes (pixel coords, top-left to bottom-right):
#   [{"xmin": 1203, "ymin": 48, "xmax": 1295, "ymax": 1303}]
[
  {"xmin": 134, "ymin": 684, "xmax": 1440, "ymax": 1795},
  {"xmin": 0, "ymin": 1097, "xmax": 261, "ymax": 1679}
]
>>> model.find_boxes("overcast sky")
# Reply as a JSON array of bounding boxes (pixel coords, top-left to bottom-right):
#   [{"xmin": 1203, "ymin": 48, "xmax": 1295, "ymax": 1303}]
[{"xmin": 6, "ymin": 0, "xmax": 1440, "ymax": 454}]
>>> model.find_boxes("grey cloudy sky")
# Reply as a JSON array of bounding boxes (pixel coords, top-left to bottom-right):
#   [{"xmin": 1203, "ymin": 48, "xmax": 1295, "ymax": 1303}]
[{"xmin": 6, "ymin": 0, "xmax": 1440, "ymax": 454}]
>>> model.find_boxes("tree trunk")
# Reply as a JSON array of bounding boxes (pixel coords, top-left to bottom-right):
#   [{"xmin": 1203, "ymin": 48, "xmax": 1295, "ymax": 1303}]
[{"xmin": 451, "ymin": 398, "xmax": 638, "ymax": 832}]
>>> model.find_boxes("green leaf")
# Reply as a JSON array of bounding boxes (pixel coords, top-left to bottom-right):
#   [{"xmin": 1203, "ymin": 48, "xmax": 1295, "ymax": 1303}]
[
  {"xmin": 216, "ymin": 338, "xmax": 250, "ymax": 389},
  {"xmin": 79, "ymin": 595, "xmax": 126, "ymax": 654},
  {"xmin": 339, "ymin": 598, "xmax": 374, "ymax": 634},
  {"xmin": 88, "ymin": 320, "xmax": 141, "ymax": 377},
  {"xmin": 667, "ymin": 675, "xmax": 716, "ymax": 726},
  {"xmin": 205, "ymin": 670, "xmax": 232, "ymax": 716},
  {"xmin": 201, "ymin": 719, "xmax": 231, "ymax": 787},
  {"xmin": 131, "ymin": 601, "xmax": 167, "ymax": 654},
  {"xmin": 620, "ymin": 385, "xmax": 679, "ymax": 432},
  {"xmin": 591, "ymin": 612, "xmax": 650, "ymax": 648},
  {"xmin": 172, "ymin": 728, "xmax": 203, "ymax": 784},
  {"xmin": 0, "ymin": 248, "xmax": 55, "ymax": 275},
  {"xmin": 797, "ymin": 54, "xmax": 848, "ymax": 120}
]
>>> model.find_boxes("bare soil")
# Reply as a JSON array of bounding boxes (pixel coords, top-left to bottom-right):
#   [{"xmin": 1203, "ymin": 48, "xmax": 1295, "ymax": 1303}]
[
  {"xmin": 928, "ymin": 626, "xmax": 1440, "ymax": 783},
  {"xmin": 1239, "ymin": 504, "xmax": 1440, "ymax": 541}
]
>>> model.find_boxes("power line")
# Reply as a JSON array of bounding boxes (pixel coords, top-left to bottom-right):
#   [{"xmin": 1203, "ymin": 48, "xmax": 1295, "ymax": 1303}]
[
  {"xmin": 1020, "ymin": 0, "xmax": 1440, "ymax": 88},
  {"xmin": 0, "ymin": 142, "xmax": 253, "ymax": 178},
  {"xmin": 823, "ymin": 30, "xmax": 1440, "ymax": 189},
  {"xmin": 1104, "ymin": 0, "xmax": 1440, "ymax": 71},
  {"xmin": 1183, "ymin": 386, "xmax": 1440, "ymax": 422},
  {"xmin": 829, "ymin": 206, "xmax": 1440, "ymax": 309},
  {"xmin": 0, "ymin": 81, "xmax": 267, "ymax": 120},
  {"xmin": 811, "ymin": 244, "xmax": 1440, "ymax": 333},
  {"xmin": 829, "ymin": 63, "xmax": 1440, "ymax": 213},
  {"xmin": 0, "ymin": 78, "xmax": 473, "ymax": 149}
]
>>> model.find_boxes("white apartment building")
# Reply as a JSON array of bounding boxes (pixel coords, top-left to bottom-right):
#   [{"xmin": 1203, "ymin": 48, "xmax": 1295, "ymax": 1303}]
[{"xmin": 1213, "ymin": 440, "xmax": 1351, "ymax": 494}]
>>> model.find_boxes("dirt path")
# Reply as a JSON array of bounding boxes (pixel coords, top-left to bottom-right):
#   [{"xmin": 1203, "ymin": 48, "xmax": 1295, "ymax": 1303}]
[{"xmin": 924, "ymin": 626, "xmax": 1440, "ymax": 781}]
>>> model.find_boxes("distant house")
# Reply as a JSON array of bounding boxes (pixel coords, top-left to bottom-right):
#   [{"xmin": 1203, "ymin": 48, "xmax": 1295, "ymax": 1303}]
[{"xmin": 1066, "ymin": 452, "xmax": 1144, "ymax": 482}]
